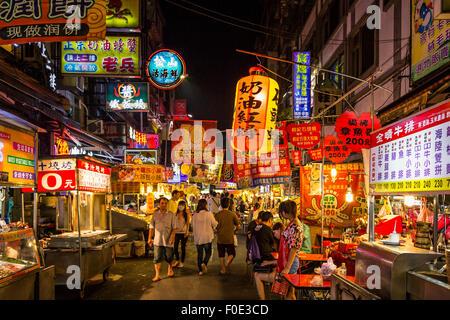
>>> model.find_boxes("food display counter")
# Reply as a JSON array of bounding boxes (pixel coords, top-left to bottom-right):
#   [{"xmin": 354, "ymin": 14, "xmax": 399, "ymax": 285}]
[
  {"xmin": 111, "ymin": 207, "xmax": 151, "ymax": 241},
  {"xmin": 0, "ymin": 228, "xmax": 41, "ymax": 299},
  {"xmin": 354, "ymin": 240, "xmax": 443, "ymax": 300}
]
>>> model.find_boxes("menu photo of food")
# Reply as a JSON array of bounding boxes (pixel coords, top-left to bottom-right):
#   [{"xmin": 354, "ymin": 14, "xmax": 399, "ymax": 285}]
[{"xmin": 118, "ymin": 166, "xmax": 136, "ymax": 182}]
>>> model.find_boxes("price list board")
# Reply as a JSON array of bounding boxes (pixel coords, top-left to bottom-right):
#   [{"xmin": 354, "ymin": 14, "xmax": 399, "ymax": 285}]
[{"xmin": 369, "ymin": 100, "xmax": 450, "ymax": 195}]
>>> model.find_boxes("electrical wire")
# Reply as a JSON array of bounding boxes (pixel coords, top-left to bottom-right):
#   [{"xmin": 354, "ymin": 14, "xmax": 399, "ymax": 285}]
[{"xmin": 163, "ymin": 0, "xmax": 296, "ymax": 40}]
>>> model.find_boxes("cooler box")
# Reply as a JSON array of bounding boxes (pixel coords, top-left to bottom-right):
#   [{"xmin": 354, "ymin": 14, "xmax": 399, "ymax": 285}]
[{"xmin": 115, "ymin": 242, "xmax": 133, "ymax": 258}]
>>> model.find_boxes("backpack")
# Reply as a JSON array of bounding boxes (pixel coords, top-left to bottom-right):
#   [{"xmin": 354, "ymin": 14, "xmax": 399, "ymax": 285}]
[{"xmin": 246, "ymin": 235, "xmax": 261, "ymax": 263}]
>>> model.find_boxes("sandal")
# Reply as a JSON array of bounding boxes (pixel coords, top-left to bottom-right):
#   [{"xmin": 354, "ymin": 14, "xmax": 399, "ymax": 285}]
[{"xmin": 152, "ymin": 277, "xmax": 161, "ymax": 282}]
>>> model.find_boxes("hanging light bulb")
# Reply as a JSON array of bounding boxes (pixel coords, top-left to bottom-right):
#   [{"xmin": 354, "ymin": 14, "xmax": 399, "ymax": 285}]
[
  {"xmin": 345, "ymin": 185, "xmax": 354, "ymax": 202},
  {"xmin": 331, "ymin": 166, "xmax": 337, "ymax": 178}
]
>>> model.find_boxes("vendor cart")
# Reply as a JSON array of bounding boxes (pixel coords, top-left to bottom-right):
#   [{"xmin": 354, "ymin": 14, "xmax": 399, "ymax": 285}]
[{"xmin": 37, "ymin": 157, "xmax": 127, "ymax": 298}]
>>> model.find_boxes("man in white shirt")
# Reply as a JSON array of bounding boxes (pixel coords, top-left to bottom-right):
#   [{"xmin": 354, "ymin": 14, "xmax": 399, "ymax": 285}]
[
  {"xmin": 208, "ymin": 191, "xmax": 220, "ymax": 214},
  {"xmin": 148, "ymin": 197, "xmax": 176, "ymax": 282}
]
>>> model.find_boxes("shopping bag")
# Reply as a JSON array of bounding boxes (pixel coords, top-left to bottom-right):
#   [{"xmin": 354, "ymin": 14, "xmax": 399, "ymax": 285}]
[
  {"xmin": 271, "ymin": 273, "xmax": 289, "ymax": 297},
  {"xmin": 276, "ymin": 232, "xmax": 289, "ymax": 273}
]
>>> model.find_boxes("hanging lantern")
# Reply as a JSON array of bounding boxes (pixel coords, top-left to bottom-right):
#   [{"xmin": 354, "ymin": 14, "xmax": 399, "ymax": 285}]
[{"xmin": 231, "ymin": 67, "xmax": 279, "ymax": 154}]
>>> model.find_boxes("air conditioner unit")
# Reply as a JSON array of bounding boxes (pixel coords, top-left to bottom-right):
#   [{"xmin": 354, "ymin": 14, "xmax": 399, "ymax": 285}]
[{"xmin": 87, "ymin": 120, "xmax": 104, "ymax": 135}]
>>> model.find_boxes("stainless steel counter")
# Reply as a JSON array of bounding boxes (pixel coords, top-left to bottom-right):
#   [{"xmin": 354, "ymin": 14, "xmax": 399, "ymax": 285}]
[{"xmin": 355, "ymin": 240, "xmax": 443, "ymax": 300}]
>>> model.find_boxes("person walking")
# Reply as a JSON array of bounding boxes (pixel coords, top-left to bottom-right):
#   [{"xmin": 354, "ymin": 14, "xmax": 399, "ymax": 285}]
[
  {"xmin": 208, "ymin": 191, "xmax": 220, "ymax": 214},
  {"xmin": 168, "ymin": 190, "xmax": 180, "ymax": 215},
  {"xmin": 277, "ymin": 200, "xmax": 304, "ymax": 300},
  {"xmin": 147, "ymin": 197, "xmax": 177, "ymax": 282},
  {"xmin": 192, "ymin": 199, "xmax": 218, "ymax": 275},
  {"xmin": 215, "ymin": 197, "xmax": 240, "ymax": 275},
  {"xmin": 172, "ymin": 200, "xmax": 191, "ymax": 269}
]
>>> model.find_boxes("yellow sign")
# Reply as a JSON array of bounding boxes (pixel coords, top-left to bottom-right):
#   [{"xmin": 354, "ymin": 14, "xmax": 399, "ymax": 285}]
[
  {"xmin": 411, "ymin": 0, "xmax": 450, "ymax": 81},
  {"xmin": 106, "ymin": 0, "xmax": 140, "ymax": 28},
  {"xmin": 61, "ymin": 36, "xmax": 140, "ymax": 76},
  {"xmin": 0, "ymin": 125, "xmax": 35, "ymax": 186},
  {"xmin": 371, "ymin": 178, "xmax": 450, "ymax": 194}
]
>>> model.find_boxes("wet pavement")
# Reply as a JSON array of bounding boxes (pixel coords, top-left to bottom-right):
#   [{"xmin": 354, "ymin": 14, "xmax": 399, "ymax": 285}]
[{"xmin": 56, "ymin": 234, "xmax": 260, "ymax": 300}]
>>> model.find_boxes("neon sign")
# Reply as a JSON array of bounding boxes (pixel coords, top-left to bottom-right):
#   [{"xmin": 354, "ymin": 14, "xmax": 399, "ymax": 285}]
[{"xmin": 146, "ymin": 49, "xmax": 186, "ymax": 90}]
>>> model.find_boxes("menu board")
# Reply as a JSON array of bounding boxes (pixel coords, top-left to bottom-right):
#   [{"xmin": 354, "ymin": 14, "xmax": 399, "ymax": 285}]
[
  {"xmin": 0, "ymin": 125, "xmax": 35, "ymax": 186},
  {"xmin": 37, "ymin": 159, "xmax": 76, "ymax": 192},
  {"xmin": 112, "ymin": 164, "xmax": 163, "ymax": 183},
  {"xmin": 77, "ymin": 159, "xmax": 111, "ymax": 192},
  {"xmin": 370, "ymin": 100, "xmax": 450, "ymax": 194}
]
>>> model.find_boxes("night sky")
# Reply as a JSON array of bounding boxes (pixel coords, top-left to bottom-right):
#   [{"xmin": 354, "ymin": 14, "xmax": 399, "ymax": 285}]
[{"xmin": 160, "ymin": 0, "xmax": 265, "ymax": 131}]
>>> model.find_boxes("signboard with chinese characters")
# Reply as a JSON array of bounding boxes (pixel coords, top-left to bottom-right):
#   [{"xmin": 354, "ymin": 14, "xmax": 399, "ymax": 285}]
[
  {"xmin": 0, "ymin": 0, "xmax": 107, "ymax": 45},
  {"xmin": 77, "ymin": 159, "xmax": 111, "ymax": 192},
  {"xmin": 106, "ymin": 0, "xmax": 140, "ymax": 29},
  {"xmin": 106, "ymin": 82, "xmax": 148, "ymax": 111},
  {"xmin": 112, "ymin": 164, "xmax": 163, "ymax": 183},
  {"xmin": 286, "ymin": 122, "xmax": 321, "ymax": 149},
  {"xmin": 174, "ymin": 99, "xmax": 187, "ymax": 115},
  {"xmin": 308, "ymin": 146, "xmax": 323, "ymax": 161},
  {"xmin": 231, "ymin": 67, "xmax": 279, "ymax": 155},
  {"xmin": 55, "ymin": 137, "xmax": 70, "ymax": 156},
  {"xmin": 61, "ymin": 36, "xmax": 140, "ymax": 76},
  {"xmin": 370, "ymin": 100, "xmax": 450, "ymax": 195},
  {"xmin": 189, "ymin": 163, "xmax": 222, "ymax": 185},
  {"xmin": 324, "ymin": 136, "xmax": 350, "ymax": 163},
  {"xmin": 0, "ymin": 125, "xmax": 35, "ymax": 186},
  {"xmin": 37, "ymin": 159, "xmax": 76, "ymax": 192},
  {"xmin": 251, "ymin": 145, "xmax": 291, "ymax": 186},
  {"xmin": 300, "ymin": 163, "xmax": 366, "ymax": 228},
  {"xmin": 335, "ymin": 111, "xmax": 381, "ymax": 153},
  {"xmin": 125, "ymin": 149, "xmax": 158, "ymax": 165},
  {"xmin": 127, "ymin": 127, "xmax": 159, "ymax": 149},
  {"xmin": 146, "ymin": 49, "xmax": 186, "ymax": 89},
  {"xmin": 293, "ymin": 51, "xmax": 311, "ymax": 119},
  {"xmin": 411, "ymin": 0, "xmax": 450, "ymax": 82},
  {"xmin": 291, "ymin": 150, "xmax": 302, "ymax": 166}
]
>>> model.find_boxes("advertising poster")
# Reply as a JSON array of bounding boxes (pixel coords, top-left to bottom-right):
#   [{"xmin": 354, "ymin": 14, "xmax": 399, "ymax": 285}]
[
  {"xmin": 0, "ymin": 0, "xmax": 106, "ymax": 45},
  {"xmin": 0, "ymin": 125, "xmax": 35, "ymax": 186},
  {"xmin": 189, "ymin": 163, "xmax": 222, "ymax": 185},
  {"xmin": 61, "ymin": 36, "xmax": 140, "ymax": 76},
  {"xmin": 112, "ymin": 164, "xmax": 163, "ymax": 183},
  {"xmin": 251, "ymin": 145, "xmax": 291, "ymax": 186},
  {"xmin": 77, "ymin": 159, "xmax": 111, "ymax": 192},
  {"xmin": 125, "ymin": 149, "xmax": 158, "ymax": 165},
  {"xmin": 106, "ymin": 82, "xmax": 148, "ymax": 111},
  {"xmin": 370, "ymin": 100, "xmax": 450, "ymax": 194},
  {"xmin": 411, "ymin": 0, "xmax": 450, "ymax": 82},
  {"xmin": 300, "ymin": 163, "xmax": 366, "ymax": 228},
  {"xmin": 106, "ymin": 0, "xmax": 140, "ymax": 28}
]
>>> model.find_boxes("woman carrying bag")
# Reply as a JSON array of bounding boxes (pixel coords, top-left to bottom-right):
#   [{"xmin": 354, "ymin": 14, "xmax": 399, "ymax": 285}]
[{"xmin": 272, "ymin": 200, "xmax": 304, "ymax": 300}]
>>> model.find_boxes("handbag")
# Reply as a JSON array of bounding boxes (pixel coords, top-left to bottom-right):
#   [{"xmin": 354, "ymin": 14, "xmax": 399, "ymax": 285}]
[{"xmin": 271, "ymin": 273, "xmax": 289, "ymax": 297}]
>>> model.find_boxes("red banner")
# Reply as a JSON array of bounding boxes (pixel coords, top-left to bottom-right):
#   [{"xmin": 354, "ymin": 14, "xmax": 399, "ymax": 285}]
[
  {"xmin": 299, "ymin": 163, "xmax": 366, "ymax": 228},
  {"xmin": 324, "ymin": 136, "xmax": 350, "ymax": 163},
  {"xmin": 335, "ymin": 112, "xmax": 381, "ymax": 152},
  {"xmin": 291, "ymin": 150, "xmax": 302, "ymax": 166},
  {"xmin": 286, "ymin": 122, "xmax": 321, "ymax": 149},
  {"xmin": 308, "ymin": 145, "xmax": 323, "ymax": 161}
]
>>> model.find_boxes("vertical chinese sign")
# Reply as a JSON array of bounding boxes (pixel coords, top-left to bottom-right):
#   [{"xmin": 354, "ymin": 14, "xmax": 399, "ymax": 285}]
[
  {"xmin": 61, "ymin": 36, "xmax": 140, "ymax": 76},
  {"xmin": 0, "ymin": 125, "xmax": 35, "ymax": 186},
  {"xmin": 0, "ymin": 0, "xmax": 106, "ymax": 45},
  {"xmin": 106, "ymin": 82, "xmax": 148, "ymax": 111},
  {"xmin": 293, "ymin": 51, "xmax": 311, "ymax": 119},
  {"xmin": 370, "ymin": 100, "xmax": 450, "ymax": 194},
  {"xmin": 231, "ymin": 67, "xmax": 279, "ymax": 155},
  {"xmin": 411, "ymin": 0, "xmax": 450, "ymax": 82}
]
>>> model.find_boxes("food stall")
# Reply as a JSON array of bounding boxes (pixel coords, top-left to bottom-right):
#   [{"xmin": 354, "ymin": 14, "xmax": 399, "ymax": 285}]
[
  {"xmin": 110, "ymin": 164, "xmax": 163, "ymax": 241},
  {"xmin": 37, "ymin": 157, "xmax": 126, "ymax": 298},
  {"xmin": 332, "ymin": 100, "xmax": 450, "ymax": 300}
]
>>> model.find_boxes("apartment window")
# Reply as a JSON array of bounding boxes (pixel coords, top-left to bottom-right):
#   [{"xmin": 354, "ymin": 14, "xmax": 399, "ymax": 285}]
[
  {"xmin": 331, "ymin": 54, "xmax": 344, "ymax": 90},
  {"xmin": 323, "ymin": 1, "xmax": 341, "ymax": 43},
  {"xmin": 350, "ymin": 27, "xmax": 375, "ymax": 77}
]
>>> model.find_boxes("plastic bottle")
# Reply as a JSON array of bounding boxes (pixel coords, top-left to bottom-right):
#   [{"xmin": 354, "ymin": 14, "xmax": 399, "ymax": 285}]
[{"xmin": 339, "ymin": 263, "xmax": 347, "ymax": 276}]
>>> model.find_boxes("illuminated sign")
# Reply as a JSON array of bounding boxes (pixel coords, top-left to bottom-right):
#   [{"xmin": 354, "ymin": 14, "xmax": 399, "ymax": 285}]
[
  {"xmin": 106, "ymin": 0, "xmax": 140, "ymax": 29},
  {"xmin": 55, "ymin": 138, "xmax": 69, "ymax": 156},
  {"xmin": 61, "ymin": 36, "xmax": 140, "ymax": 76},
  {"xmin": 370, "ymin": 100, "xmax": 450, "ymax": 194},
  {"xmin": 125, "ymin": 149, "xmax": 158, "ymax": 164},
  {"xmin": 293, "ymin": 51, "xmax": 311, "ymax": 118},
  {"xmin": 77, "ymin": 159, "xmax": 111, "ymax": 192},
  {"xmin": 107, "ymin": 82, "xmax": 148, "ymax": 111},
  {"xmin": 0, "ymin": 125, "xmax": 35, "ymax": 186},
  {"xmin": 146, "ymin": 49, "xmax": 186, "ymax": 89},
  {"xmin": 0, "ymin": 0, "xmax": 107, "ymax": 45},
  {"xmin": 37, "ymin": 159, "xmax": 76, "ymax": 192},
  {"xmin": 411, "ymin": 0, "xmax": 450, "ymax": 82},
  {"xmin": 127, "ymin": 126, "xmax": 159, "ymax": 149}
]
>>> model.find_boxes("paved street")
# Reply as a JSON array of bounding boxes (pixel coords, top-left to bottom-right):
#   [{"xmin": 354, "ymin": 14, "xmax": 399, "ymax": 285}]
[{"xmin": 56, "ymin": 234, "xmax": 260, "ymax": 300}]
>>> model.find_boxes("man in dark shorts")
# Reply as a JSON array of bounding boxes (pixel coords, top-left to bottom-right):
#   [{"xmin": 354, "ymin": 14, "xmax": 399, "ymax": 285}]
[{"xmin": 215, "ymin": 197, "xmax": 240, "ymax": 274}]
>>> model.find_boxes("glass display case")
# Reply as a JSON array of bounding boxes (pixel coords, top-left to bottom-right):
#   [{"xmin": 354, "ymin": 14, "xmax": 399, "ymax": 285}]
[{"xmin": 0, "ymin": 228, "xmax": 40, "ymax": 285}]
